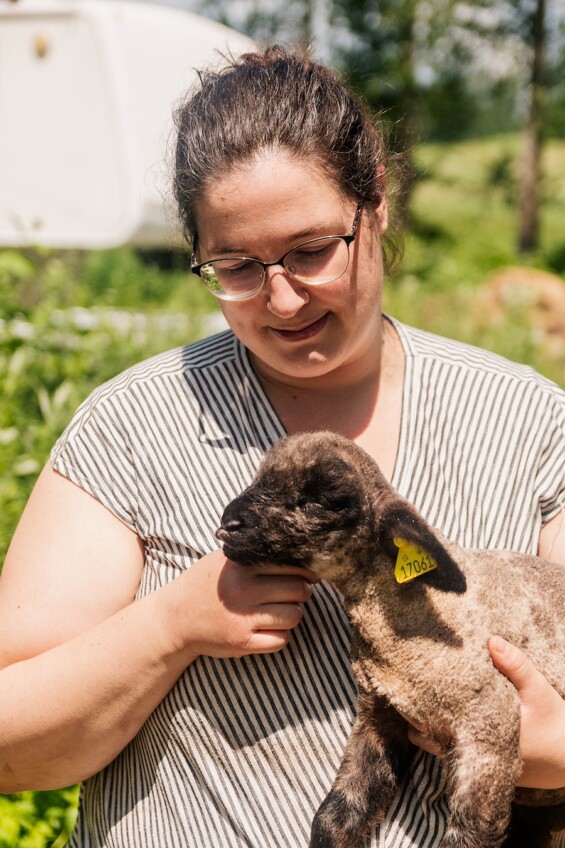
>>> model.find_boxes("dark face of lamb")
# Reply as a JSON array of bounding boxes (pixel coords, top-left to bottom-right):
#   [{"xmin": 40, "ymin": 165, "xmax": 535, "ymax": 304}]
[{"xmin": 216, "ymin": 450, "xmax": 371, "ymax": 572}]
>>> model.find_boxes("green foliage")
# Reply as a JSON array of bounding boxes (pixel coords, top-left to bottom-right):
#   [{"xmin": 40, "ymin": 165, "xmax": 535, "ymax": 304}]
[
  {"xmin": 405, "ymin": 134, "xmax": 565, "ymax": 281},
  {"xmin": 419, "ymin": 74, "xmax": 479, "ymax": 142},
  {"xmin": 196, "ymin": 0, "xmax": 565, "ymax": 142},
  {"xmin": 383, "ymin": 277, "xmax": 564, "ymax": 389},
  {"xmin": 0, "ymin": 248, "xmax": 220, "ymax": 846},
  {"xmin": 197, "ymin": 0, "xmax": 311, "ymax": 44},
  {"xmin": 0, "ymin": 788, "xmax": 79, "ymax": 848},
  {"xmin": 385, "ymin": 134, "xmax": 565, "ymax": 389},
  {"xmin": 0, "ymin": 247, "xmax": 210, "ymax": 317},
  {"xmin": 545, "ymin": 17, "xmax": 565, "ymax": 140},
  {"xmin": 0, "ymin": 249, "xmax": 218, "ymax": 564}
]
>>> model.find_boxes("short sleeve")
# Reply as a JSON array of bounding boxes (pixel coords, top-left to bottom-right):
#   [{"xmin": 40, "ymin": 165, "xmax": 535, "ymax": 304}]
[
  {"xmin": 536, "ymin": 380, "xmax": 565, "ymax": 525},
  {"xmin": 50, "ymin": 389, "xmax": 139, "ymax": 533}
]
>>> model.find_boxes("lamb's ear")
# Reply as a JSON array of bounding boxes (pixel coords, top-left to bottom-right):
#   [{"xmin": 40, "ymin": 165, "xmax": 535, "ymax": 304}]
[{"xmin": 379, "ymin": 502, "xmax": 467, "ymax": 594}]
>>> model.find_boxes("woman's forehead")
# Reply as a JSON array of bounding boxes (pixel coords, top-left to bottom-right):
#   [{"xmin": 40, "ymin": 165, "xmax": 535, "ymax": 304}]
[
  {"xmin": 201, "ymin": 152, "xmax": 341, "ymax": 205},
  {"xmin": 195, "ymin": 154, "xmax": 351, "ymax": 253}
]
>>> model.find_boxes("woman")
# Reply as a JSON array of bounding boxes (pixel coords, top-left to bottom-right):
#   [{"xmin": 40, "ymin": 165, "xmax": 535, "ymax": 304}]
[{"xmin": 0, "ymin": 47, "xmax": 563, "ymax": 847}]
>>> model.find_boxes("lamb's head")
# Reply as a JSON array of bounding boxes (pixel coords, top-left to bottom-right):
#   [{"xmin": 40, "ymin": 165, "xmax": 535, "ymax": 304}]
[
  {"xmin": 217, "ymin": 432, "xmax": 467, "ymax": 595},
  {"xmin": 216, "ymin": 432, "xmax": 378, "ymax": 581}
]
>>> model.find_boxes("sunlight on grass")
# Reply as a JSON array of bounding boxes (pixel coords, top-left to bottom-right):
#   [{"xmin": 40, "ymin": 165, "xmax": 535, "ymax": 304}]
[{"xmin": 386, "ymin": 135, "xmax": 565, "ymax": 388}]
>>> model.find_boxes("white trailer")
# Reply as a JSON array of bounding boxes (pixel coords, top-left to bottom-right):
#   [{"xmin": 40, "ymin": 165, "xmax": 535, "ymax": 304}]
[{"xmin": 0, "ymin": 0, "xmax": 253, "ymax": 248}]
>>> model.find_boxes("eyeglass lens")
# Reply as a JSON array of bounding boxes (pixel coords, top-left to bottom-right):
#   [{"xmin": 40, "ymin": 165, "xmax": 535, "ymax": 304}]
[{"xmin": 199, "ymin": 236, "xmax": 349, "ymax": 299}]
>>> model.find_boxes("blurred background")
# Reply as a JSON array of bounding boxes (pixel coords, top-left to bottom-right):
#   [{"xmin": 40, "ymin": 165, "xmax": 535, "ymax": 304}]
[{"xmin": 0, "ymin": 0, "xmax": 564, "ymax": 844}]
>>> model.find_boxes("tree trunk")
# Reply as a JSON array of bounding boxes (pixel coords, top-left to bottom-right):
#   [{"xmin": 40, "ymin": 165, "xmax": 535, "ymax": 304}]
[
  {"xmin": 300, "ymin": 0, "xmax": 315, "ymax": 55},
  {"xmin": 395, "ymin": 0, "xmax": 418, "ymax": 229},
  {"xmin": 518, "ymin": 0, "xmax": 545, "ymax": 255}
]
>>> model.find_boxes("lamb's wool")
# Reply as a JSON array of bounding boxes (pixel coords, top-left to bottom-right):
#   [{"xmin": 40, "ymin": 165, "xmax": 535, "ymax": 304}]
[{"xmin": 218, "ymin": 431, "xmax": 565, "ymax": 848}]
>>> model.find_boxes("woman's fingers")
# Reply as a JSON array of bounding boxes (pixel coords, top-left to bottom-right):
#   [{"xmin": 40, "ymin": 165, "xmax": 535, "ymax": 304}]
[
  {"xmin": 406, "ymin": 726, "xmax": 444, "ymax": 757},
  {"xmin": 244, "ymin": 562, "xmax": 321, "ymax": 584},
  {"xmin": 217, "ymin": 560, "xmax": 315, "ymax": 609},
  {"xmin": 244, "ymin": 604, "xmax": 305, "ymax": 654},
  {"xmin": 253, "ymin": 602, "xmax": 304, "ymax": 630},
  {"xmin": 489, "ymin": 635, "xmax": 534, "ymax": 683},
  {"xmin": 396, "ymin": 709, "xmax": 445, "ymax": 757},
  {"xmin": 178, "ymin": 553, "xmax": 316, "ymax": 659},
  {"xmin": 253, "ymin": 574, "xmax": 314, "ymax": 604},
  {"xmin": 489, "ymin": 635, "xmax": 565, "ymax": 789}
]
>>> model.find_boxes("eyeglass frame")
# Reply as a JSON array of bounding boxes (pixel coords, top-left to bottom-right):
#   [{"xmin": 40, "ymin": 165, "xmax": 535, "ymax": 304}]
[{"xmin": 190, "ymin": 200, "xmax": 364, "ymax": 301}]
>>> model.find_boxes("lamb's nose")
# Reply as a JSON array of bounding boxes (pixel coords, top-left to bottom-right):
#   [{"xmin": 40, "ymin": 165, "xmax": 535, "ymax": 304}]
[{"xmin": 215, "ymin": 518, "xmax": 242, "ymax": 541}]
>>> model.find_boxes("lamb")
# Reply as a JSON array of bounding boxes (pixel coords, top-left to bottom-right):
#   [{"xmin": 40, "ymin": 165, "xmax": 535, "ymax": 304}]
[{"xmin": 216, "ymin": 431, "xmax": 565, "ymax": 848}]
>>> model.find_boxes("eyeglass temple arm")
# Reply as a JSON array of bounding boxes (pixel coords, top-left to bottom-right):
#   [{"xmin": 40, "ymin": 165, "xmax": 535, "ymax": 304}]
[
  {"xmin": 190, "ymin": 232, "xmax": 200, "ymax": 272},
  {"xmin": 351, "ymin": 201, "xmax": 363, "ymax": 234}
]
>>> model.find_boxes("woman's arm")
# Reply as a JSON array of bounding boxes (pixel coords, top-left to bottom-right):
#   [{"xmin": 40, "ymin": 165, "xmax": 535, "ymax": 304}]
[
  {"xmin": 0, "ymin": 464, "xmax": 314, "ymax": 791},
  {"xmin": 538, "ymin": 508, "xmax": 565, "ymax": 565}
]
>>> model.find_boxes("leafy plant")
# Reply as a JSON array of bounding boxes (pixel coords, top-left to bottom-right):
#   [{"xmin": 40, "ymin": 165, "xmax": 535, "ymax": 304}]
[
  {"xmin": 0, "ymin": 250, "xmax": 219, "ymax": 564},
  {"xmin": 0, "ymin": 788, "xmax": 79, "ymax": 848}
]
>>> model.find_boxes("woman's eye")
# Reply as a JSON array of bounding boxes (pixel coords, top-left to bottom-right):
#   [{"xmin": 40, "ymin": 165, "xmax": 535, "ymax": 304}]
[
  {"xmin": 223, "ymin": 261, "xmax": 255, "ymax": 276},
  {"xmin": 294, "ymin": 245, "xmax": 332, "ymax": 261}
]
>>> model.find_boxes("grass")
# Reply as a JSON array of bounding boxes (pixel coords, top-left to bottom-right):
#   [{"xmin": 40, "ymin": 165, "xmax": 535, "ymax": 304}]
[
  {"xmin": 0, "ymin": 132, "xmax": 564, "ymax": 846},
  {"xmin": 405, "ymin": 135, "xmax": 565, "ymax": 283}
]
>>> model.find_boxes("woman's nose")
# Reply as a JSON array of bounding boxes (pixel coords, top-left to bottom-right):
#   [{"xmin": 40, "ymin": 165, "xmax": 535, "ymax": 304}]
[{"xmin": 265, "ymin": 266, "xmax": 310, "ymax": 317}]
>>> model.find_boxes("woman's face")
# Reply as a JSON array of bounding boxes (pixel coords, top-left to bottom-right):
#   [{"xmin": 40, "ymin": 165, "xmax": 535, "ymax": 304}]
[{"xmin": 194, "ymin": 151, "xmax": 388, "ymax": 389}]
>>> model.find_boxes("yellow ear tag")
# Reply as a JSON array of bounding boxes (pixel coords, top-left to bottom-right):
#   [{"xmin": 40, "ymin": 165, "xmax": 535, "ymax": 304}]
[{"xmin": 393, "ymin": 538, "xmax": 438, "ymax": 584}]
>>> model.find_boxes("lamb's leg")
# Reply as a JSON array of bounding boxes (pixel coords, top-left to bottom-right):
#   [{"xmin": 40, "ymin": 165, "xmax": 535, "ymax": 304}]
[
  {"xmin": 441, "ymin": 713, "xmax": 522, "ymax": 848},
  {"xmin": 310, "ymin": 692, "xmax": 411, "ymax": 848}
]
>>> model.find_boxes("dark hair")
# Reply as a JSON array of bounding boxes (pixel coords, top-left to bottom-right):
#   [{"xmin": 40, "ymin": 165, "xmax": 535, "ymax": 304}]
[{"xmin": 174, "ymin": 45, "xmax": 402, "ymax": 272}]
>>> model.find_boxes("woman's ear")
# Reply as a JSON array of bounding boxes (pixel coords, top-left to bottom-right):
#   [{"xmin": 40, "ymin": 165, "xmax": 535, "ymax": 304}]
[{"xmin": 375, "ymin": 165, "xmax": 388, "ymax": 235}]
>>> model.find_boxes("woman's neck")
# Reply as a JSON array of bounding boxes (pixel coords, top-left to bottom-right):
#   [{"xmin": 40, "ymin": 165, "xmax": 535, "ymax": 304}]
[{"xmin": 251, "ymin": 318, "xmax": 405, "ymax": 480}]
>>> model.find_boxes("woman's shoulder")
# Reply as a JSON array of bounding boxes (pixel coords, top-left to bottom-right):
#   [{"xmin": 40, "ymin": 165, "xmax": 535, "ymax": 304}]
[
  {"xmin": 49, "ymin": 329, "xmax": 245, "ymax": 518},
  {"xmin": 86, "ymin": 329, "xmax": 239, "ymax": 404},
  {"xmin": 390, "ymin": 316, "xmax": 564, "ymax": 401}
]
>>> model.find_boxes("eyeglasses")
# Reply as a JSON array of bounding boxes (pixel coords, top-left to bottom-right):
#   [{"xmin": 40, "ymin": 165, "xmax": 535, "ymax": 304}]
[{"xmin": 190, "ymin": 201, "xmax": 364, "ymax": 301}]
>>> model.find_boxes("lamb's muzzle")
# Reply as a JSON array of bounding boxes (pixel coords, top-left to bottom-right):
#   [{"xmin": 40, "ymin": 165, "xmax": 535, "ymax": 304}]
[
  {"xmin": 216, "ymin": 516, "xmax": 242, "ymax": 538},
  {"xmin": 218, "ymin": 431, "xmax": 565, "ymax": 848}
]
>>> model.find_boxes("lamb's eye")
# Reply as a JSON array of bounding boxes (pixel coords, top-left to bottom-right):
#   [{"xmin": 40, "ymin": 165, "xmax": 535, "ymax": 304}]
[
  {"xmin": 304, "ymin": 500, "xmax": 323, "ymax": 511},
  {"xmin": 300, "ymin": 496, "xmax": 344, "ymax": 513},
  {"xmin": 296, "ymin": 497, "xmax": 319, "ymax": 511},
  {"xmin": 327, "ymin": 494, "xmax": 354, "ymax": 511}
]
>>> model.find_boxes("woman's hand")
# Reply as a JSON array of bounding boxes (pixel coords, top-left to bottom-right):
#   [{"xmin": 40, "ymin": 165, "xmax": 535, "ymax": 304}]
[
  {"xmin": 489, "ymin": 635, "xmax": 565, "ymax": 789},
  {"xmin": 169, "ymin": 549, "xmax": 319, "ymax": 659}
]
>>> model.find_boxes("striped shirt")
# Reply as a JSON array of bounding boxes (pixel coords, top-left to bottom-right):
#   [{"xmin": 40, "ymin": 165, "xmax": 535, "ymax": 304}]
[{"xmin": 51, "ymin": 317, "xmax": 565, "ymax": 848}]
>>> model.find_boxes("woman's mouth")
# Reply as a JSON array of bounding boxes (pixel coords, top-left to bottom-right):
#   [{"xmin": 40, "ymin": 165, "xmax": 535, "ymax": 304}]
[{"xmin": 269, "ymin": 313, "xmax": 329, "ymax": 342}]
